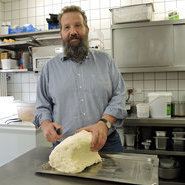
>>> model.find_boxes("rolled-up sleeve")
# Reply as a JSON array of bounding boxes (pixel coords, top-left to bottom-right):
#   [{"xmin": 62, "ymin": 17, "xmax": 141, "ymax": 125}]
[
  {"xmin": 33, "ymin": 64, "xmax": 53, "ymax": 128},
  {"xmin": 103, "ymin": 55, "xmax": 127, "ymax": 126}
]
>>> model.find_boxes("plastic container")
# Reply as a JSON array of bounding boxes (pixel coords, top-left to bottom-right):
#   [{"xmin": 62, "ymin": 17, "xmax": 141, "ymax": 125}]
[
  {"xmin": 48, "ymin": 23, "xmax": 59, "ymax": 30},
  {"xmin": 124, "ymin": 134, "xmax": 135, "ymax": 147},
  {"xmin": 110, "ymin": 3, "xmax": 154, "ymax": 24},
  {"xmin": 142, "ymin": 142, "xmax": 151, "ymax": 149},
  {"xmin": 156, "ymin": 131, "xmax": 166, "ymax": 137},
  {"xmin": 160, "ymin": 157, "xmax": 176, "ymax": 169},
  {"xmin": 172, "ymin": 132, "xmax": 185, "ymax": 138},
  {"xmin": 172, "ymin": 137, "xmax": 185, "ymax": 150},
  {"xmin": 136, "ymin": 103, "xmax": 149, "ymax": 118},
  {"xmin": 15, "ymin": 102, "xmax": 35, "ymax": 122},
  {"xmin": 1, "ymin": 59, "xmax": 19, "ymax": 69},
  {"xmin": 159, "ymin": 167, "xmax": 181, "ymax": 179},
  {"xmin": 154, "ymin": 136, "xmax": 168, "ymax": 150},
  {"xmin": 148, "ymin": 92, "xmax": 172, "ymax": 118}
]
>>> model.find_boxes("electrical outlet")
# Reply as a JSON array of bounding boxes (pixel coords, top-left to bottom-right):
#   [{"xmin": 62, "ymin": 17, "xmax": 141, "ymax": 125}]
[{"xmin": 135, "ymin": 89, "xmax": 142, "ymax": 94}]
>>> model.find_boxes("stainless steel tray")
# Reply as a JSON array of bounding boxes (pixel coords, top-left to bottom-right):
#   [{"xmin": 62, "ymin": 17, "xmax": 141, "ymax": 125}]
[{"xmin": 36, "ymin": 153, "xmax": 159, "ymax": 185}]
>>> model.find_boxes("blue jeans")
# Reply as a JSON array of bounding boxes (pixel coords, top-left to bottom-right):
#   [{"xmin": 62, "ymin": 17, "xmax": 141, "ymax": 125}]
[
  {"xmin": 53, "ymin": 130, "xmax": 123, "ymax": 153},
  {"xmin": 99, "ymin": 130, "xmax": 123, "ymax": 153}
]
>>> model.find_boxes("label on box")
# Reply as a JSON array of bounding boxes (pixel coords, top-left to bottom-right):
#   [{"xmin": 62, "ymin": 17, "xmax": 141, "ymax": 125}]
[
  {"xmin": 1, "ymin": 52, "xmax": 9, "ymax": 59},
  {"xmin": 167, "ymin": 103, "xmax": 171, "ymax": 116}
]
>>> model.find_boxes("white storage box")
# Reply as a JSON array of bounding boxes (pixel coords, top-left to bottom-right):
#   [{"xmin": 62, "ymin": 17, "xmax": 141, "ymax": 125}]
[
  {"xmin": 1, "ymin": 59, "xmax": 19, "ymax": 69},
  {"xmin": 110, "ymin": 3, "xmax": 154, "ymax": 24},
  {"xmin": 148, "ymin": 92, "xmax": 172, "ymax": 118}
]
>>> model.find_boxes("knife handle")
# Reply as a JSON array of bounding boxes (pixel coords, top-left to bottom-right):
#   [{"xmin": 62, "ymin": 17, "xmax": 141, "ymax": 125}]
[{"xmin": 56, "ymin": 128, "xmax": 61, "ymax": 135}]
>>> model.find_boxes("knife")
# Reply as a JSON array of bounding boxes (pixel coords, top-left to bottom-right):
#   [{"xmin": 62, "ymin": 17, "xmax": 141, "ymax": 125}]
[{"xmin": 56, "ymin": 128, "xmax": 62, "ymax": 135}]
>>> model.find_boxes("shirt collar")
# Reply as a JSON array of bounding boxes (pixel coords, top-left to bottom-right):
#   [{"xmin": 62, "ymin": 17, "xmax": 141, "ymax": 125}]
[{"xmin": 60, "ymin": 51, "xmax": 90, "ymax": 63}]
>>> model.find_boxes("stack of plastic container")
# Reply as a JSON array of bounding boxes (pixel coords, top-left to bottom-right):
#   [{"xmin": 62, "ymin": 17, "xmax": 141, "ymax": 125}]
[
  {"xmin": 172, "ymin": 132, "xmax": 185, "ymax": 151},
  {"xmin": 154, "ymin": 131, "xmax": 168, "ymax": 150}
]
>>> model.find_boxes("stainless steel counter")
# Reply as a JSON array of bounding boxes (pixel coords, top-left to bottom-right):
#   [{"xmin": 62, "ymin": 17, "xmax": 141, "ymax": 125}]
[
  {"xmin": 0, "ymin": 147, "xmax": 158, "ymax": 185},
  {"xmin": 124, "ymin": 113, "xmax": 185, "ymax": 127}
]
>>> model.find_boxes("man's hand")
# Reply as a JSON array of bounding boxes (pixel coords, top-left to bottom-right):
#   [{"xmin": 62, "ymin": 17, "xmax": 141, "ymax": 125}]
[
  {"xmin": 41, "ymin": 120, "xmax": 63, "ymax": 143},
  {"xmin": 76, "ymin": 121, "xmax": 108, "ymax": 152}
]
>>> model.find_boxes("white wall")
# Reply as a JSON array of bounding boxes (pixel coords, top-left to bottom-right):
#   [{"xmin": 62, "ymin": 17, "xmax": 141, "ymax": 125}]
[
  {"xmin": 0, "ymin": 1, "xmax": 4, "ymax": 27},
  {"xmin": 123, "ymin": 72, "xmax": 185, "ymax": 104},
  {"xmin": 1, "ymin": 0, "xmax": 185, "ymax": 104},
  {"xmin": 1, "ymin": 0, "xmax": 185, "ymax": 53},
  {"xmin": 6, "ymin": 71, "xmax": 185, "ymax": 104}
]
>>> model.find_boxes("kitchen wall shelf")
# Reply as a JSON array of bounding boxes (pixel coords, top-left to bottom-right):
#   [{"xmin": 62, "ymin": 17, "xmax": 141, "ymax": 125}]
[
  {"xmin": 0, "ymin": 69, "xmax": 28, "ymax": 73},
  {"xmin": 0, "ymin": 29, "xmax": 61, "ymax": 51},
  {"xmin": 160, "ymin": 179, "xmax": 185, "ymax": 185},
  {"xmin": 0, "ymin": 29, "xmax": 60, "ymax": 40},
  {"xmin": 124, "ymin": 147, "xmax": 185, "ymax": 156},
  {"xmin": 125, "ymin": 114, "xmax": 185, "ymax": 127},
  {"xmin": 123, "ymin": 113, "xmax": 185, "ymax": 185},
  {"xmin": 0, "ymin": 40, "xmax": 39, "ymax": 50},
  {"xmin": 0, "ymin": 30, "xmax": 61, "ymax": 73}
]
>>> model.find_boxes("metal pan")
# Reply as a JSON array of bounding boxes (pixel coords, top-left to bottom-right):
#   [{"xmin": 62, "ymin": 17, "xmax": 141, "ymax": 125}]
[
  {"xmin": 172, "ymin": 101, "xmax": 185, "ymax": 117},
  {"xmin": 36, "ymin": 153, "xmax": 159, "ymax": 185}
]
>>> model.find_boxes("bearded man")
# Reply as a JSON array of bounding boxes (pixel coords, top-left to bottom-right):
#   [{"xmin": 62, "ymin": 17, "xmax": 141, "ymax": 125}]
[{"xmin": 33, "ymin": 5, "xmax": 127, "ymax": 153}]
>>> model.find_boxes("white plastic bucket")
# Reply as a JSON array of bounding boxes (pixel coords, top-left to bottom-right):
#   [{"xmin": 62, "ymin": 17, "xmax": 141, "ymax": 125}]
[
  {"xmin": 136, "ymin": 103, "xmax": 150, "ymax": 118},
  {"xmin": 148, "ymin": 92, "xmax": 172, "ymax": 118}
]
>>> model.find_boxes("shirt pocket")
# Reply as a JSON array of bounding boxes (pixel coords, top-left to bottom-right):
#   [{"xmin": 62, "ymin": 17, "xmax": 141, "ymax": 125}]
[{"xmin": 83, "ymin": 73, "xmax": 112, "ymax": 99}]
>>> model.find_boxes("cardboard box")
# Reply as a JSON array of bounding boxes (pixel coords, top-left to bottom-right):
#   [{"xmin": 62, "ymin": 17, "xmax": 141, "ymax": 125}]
[{"xmin": 1, "ymin": 52, "xmax": 9, "ymax": 59}]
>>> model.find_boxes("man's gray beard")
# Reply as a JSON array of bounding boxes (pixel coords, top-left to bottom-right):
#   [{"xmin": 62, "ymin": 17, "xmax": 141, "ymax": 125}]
[{"xmin": 62, "ymin": 36, "xmax": 89, "ymax": 61}]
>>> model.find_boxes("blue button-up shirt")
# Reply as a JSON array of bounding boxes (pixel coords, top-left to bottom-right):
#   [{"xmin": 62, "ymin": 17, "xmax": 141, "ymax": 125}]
[{"xmin": 33, "ymin": 49, "xmax": 127, "ymax": 141}]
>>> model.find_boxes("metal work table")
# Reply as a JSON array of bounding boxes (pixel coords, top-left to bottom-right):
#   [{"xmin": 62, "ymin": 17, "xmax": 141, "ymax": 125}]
[{"xmin": 0, "ymin": 147, "xmax": 158, "ymax": 185}]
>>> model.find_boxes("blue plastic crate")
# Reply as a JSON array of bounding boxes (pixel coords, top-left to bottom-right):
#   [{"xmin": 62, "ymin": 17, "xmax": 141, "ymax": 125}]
[{"xmin": 48, "ymin": 24, "xmax": 59, "ymax": 30}]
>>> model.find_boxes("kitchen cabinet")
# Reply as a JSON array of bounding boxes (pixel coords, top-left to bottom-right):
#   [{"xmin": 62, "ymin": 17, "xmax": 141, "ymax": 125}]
[
  {"xmin": 112, "ymin": 19, "xmax": 185, "ymax": 73},
  {"xmin": 0, "ymin": 121, "xmax": 51, "ymax": 167},
  {"xmin": 174, "ymin": 24, "xmax": 185, "ymax": 67},
  {"xmin": 123, "ymin": 114, "xmax": 185, "ymax": 185},
  {"xmin": 112, "ymin": 24, "xmax": 173, "ymax": 68}
]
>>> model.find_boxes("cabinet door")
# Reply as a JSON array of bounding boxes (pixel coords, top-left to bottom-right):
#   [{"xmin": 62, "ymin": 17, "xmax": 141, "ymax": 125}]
[
  {"xmin": 174, "ymin": 24, "xmax": 185, "ymax": 66},
  {"xmin": 112, "ymin": 25, "xmax": 174, "ymax": 68}
]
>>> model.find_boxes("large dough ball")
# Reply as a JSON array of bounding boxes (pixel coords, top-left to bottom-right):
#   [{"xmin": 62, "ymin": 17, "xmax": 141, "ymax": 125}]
[{"xmin": 49, "ymin": 130, "xmax": 102, "ymax": 173}]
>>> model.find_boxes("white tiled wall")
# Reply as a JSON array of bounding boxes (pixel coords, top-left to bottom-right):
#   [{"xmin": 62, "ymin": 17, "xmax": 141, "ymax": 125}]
[
  {"xmin": 7, "ymin": 72, "xmax": 39, "ymax": 102},
  {"xmin": 6, "ymin": 71, "xmax": 185, "ymax": 103},
  {"xmin": 1, "ymin": 0, "xmax": 185, "ymax": 52},
  {"xmin": 1, "ymin": 0, "xmax": 185, "ymax": 103},
  {"xmin": 0, "ymin": 1, "xmax": 4, "ymax": 26},
  {"xmin": 123, "ymin": 72, "xmax": 185, "ymax": 104}
]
